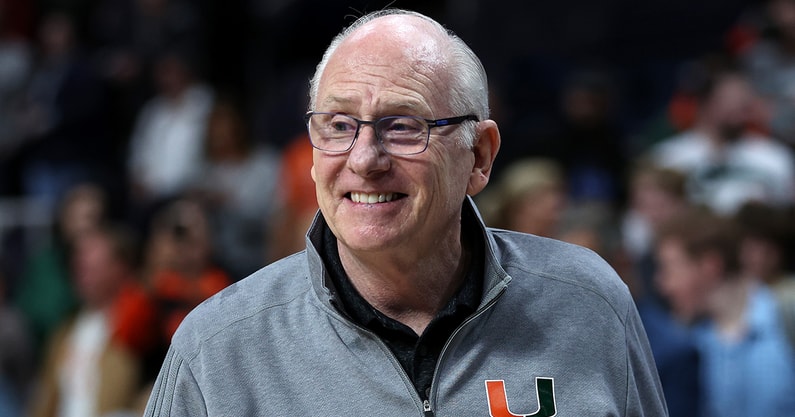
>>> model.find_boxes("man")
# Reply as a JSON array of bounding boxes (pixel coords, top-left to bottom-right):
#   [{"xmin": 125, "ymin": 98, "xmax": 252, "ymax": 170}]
[
  {"xmin": 144, "ymin": 9, "xmax": 667, "ymax": 416},
  {"xmin": 33, "ymin": 224, "xmax": 156, "ymax": 417},
  {"xmin": 655, "ymin": 208, "xmax": 795, "ymax": 417},
  {"xmin": 649, "ymin": 68, "xmax": 795, "ymax": 215}
]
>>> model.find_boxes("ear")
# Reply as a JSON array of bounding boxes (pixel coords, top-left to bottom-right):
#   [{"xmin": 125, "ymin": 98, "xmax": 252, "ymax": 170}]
[
  {"xmin": 310, "ymin": 165, "xmax": 317, "ymax": 183},
  {"xmin": 466, "ymin": 119, "xmax": 501, "ymax": 196}
]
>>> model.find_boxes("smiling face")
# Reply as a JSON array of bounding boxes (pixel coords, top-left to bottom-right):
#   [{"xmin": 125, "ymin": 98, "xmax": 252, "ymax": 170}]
[{"xmin": 311, "ymin": 16, "xmax": 483, "ymax": 256}]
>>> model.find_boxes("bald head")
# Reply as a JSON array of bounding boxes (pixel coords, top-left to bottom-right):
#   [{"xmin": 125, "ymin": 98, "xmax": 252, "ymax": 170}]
[
  {"xmin": 337, "ymin": 15, "xmax": 450, "ymax": 79},
  {"xmin": 308, "ymin": 9, "xmax": 490, "ymax": 137}
]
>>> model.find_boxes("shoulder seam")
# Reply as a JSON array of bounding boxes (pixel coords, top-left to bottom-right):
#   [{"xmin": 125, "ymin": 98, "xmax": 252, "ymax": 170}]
[
  {"xmin": 183, "ymin": 284, "xmax": 311, "ymax": 363},
  {"xmin": 502, "ymin": 261, "xmax": 629, "ymax": 324}
]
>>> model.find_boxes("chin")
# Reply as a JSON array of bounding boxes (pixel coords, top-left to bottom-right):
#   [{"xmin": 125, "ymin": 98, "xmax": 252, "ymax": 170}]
[{"xmin": 339, "ymin": 226, "xmax": 406, "ymax": 252}]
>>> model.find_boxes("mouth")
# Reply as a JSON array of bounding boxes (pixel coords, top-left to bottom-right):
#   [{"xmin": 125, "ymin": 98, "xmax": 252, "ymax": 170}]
[{"xmin": 347, "ymin": 191, "xmax": 407, "ymax": 204}]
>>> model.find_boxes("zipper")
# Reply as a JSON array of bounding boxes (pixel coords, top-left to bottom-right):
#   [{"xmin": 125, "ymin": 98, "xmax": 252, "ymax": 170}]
[
  {"xmin": 423, "ymin": 399, "xmax": 433, "ymax": 416},
  {"xmin": 322, "ymin": 270, "xmax": 508, "ymax": 416},
  {"xmin": 320, "ymin": 273, "xmax": 428, "ymax": 415},
  {"xmin": 426, "ymin": 286, "xmax": 507, "ymax": 414},
  {"xmin": 327, "ymin": 314, "xmax": 428, "ymax": 415}
]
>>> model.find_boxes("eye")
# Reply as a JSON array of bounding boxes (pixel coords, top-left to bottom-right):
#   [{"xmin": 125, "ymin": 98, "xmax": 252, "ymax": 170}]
[
  {"xmin": 380, "ymin": 117, "xmax": 424, "ymax": 136},
  {"xmin": 328, "ymin": 115, "xmax": 357, "ymax": 133}
]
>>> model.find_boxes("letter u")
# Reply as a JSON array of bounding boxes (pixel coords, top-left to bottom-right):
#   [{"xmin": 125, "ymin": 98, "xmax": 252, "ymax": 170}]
[{"xmin": 485, "ymin": 378, "xmax": 556, "ymax": 417}]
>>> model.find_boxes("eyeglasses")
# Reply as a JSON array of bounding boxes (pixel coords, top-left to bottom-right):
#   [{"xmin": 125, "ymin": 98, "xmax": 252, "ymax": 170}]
[{"xmin": 305, "ymin": 112, "xmax": 479, "ymax": 155}]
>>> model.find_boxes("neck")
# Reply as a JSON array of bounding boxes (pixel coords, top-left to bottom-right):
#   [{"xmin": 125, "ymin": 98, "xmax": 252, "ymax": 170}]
[{"xmin": 338, "ymin": 231, "xmax": 470, "ymax": 335}]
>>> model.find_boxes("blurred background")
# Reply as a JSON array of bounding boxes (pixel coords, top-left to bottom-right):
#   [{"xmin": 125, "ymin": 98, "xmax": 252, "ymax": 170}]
[{"xmin": 1, "ymin": 0, "xmax": 794, "ymax": 416}]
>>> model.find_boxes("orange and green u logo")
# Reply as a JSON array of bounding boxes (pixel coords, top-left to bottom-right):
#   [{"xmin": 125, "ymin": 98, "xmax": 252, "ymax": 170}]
[{"xmin": 485, "ymin": 378, "xmax": 556, "ymax": 417}]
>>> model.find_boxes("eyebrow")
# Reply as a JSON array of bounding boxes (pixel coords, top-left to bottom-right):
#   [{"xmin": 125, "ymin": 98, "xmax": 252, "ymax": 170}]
[{"xmin": 320, "ymin": 95, "xmax": 354, "ymax": 107}]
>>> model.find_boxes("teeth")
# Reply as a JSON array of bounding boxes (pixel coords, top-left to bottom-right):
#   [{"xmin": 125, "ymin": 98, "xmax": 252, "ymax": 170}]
[{"xmin": 351, "ymin": 192, "xmax": 396, "ymax": 203}]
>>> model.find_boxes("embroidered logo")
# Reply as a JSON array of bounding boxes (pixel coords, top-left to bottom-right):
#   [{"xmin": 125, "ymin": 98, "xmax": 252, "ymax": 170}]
[{"xmin": 485, "ymin": 378, "xmax": 557, "ymax": 417}]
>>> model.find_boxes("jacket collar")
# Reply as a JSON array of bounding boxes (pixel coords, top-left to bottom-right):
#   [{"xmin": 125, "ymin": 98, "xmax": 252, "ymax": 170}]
[{"xmin": 304, "ymin": 196, "xmax": 512, "ymax": 311}]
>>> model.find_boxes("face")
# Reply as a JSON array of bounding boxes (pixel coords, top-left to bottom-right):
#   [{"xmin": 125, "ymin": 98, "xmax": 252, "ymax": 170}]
[
  {"xmin": 207, "ymin": 105, "xmax": 245, "ymax": 160},
  {"xmin": 507, "ymin": 187, "xmax": 565, "ymax": 237},
  {"xmin": 654, "ymin": 238, "xmax": 715, "ymax": 323},
  {"xmin": 770, "ymin": 0, "xmax": 795, "ymax": 39},
  {"xmin": 39, "ymin": 13, "xmax": 74, "ymax": 57},
  {"xmin": 311, "ymin": 17, "xmax": 491, "ymax": 255},
  {"xmin": 60, "ymin": 184, "xmax": 105, "ymax": 242},
  {"xmin": 159, "ymin": 201, "xmax": 212, "ymax": 273},
  {"xmin": 155, "ymin": 55, "xmax": 190, "ymax": 98},
  {"xmin": 73, "ymin": 233, "xmax": 125, "ymax": 308},
  {"xmin": 703, "ymin": 75, "xmax": 754, "ymax": 140},
  {"xmin": 631, "ymin": 176, "xmax": 681, "ymax": 230},
  {"xmin": 740, "ymin": 236, "xmax": 781, "ymax": 282}
]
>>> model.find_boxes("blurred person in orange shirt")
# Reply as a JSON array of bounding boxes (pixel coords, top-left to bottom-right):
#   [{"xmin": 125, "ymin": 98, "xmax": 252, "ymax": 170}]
[
  {"xmin": 265, "ymin": 134, "xmax": 317, "ymax": 263},
  {"xmin": 140, "ymin": 197, "xmax": 231, "ymax": 381}
]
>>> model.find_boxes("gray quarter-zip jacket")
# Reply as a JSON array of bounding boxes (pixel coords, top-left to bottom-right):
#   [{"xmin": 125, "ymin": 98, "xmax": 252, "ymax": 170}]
[{"xmin": 144, "ymin": 198, "xmax": 668, "ymax": 416}]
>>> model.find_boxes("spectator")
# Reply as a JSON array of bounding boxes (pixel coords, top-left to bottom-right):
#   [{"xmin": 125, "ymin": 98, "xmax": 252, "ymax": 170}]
[
  {"xmin": 557, "ymin": 202, "xmax": 621, "ymax": 263},
  {"xmin": 476, "ymin": 157, "xmax": 566, "ymax": 237},
  {"xmin": 127, "ymin": 50, "xmax": 213, "ymax": 210},
  {"xmin": 635, "ymin": 296, "xmax": 701, "ymax": 417},
  {"xmin": 649, "ymin": 66, "xmax": 795, "ymax": 214},
  {"xmin": 188, "ymin": 98, "xmax": 281, "ymax": 280},
  {"xmin": 12, "ymin": 11, "xmax": 112, "ymax": 210},
  {"xmin": 90, "ymin": 0, "xmax": 207, "ymax": 153},
  {"xmin": 622, "ymin": 162, "xmax": 690, "ymax": 301},
  {"xmin": 655, "ymin": 207, "xmax": 795, "ymax": 417},
  {"xmin": 530, "ymin": 69, "xmax": 629, "ymax": 205},
  {"xmin": 265, "ymin": 133, "xmax": 317, "ymax": 263},
  {"xmin": 29, "ymin": 224, "xmax": 156, "ymax": 417},
  {"xmin": 742, "ymin": 0, "xmax": 795, "ymax": 146},
  {"xmin": 621, "ymin": 165, "xmax": 697, "ymax": 415},
  {"xmin": 14, "ymin": 183, "xmax": 107, "ymax": 357},
  {"xmin": 734, "ymin": 201, "xmax": 795, "ymax": 349},
  {"xmin": 735, "ymin": 201, "xmax": 795, "ymax": 286},
  {"xmin": 139, "ymin": 197, "xmax": 231, "ymax": 381}
]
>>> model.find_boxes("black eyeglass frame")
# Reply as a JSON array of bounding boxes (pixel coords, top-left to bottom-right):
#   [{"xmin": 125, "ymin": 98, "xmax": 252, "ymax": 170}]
[{"xmin": 304, "ymin": 111, "xmax": 480, "ymax": 155}]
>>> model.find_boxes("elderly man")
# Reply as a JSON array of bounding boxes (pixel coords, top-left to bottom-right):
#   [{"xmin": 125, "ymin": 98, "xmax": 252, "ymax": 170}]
[{"xmin": 144, "ymin": 9, "xmax": 667, "ymax": 416}]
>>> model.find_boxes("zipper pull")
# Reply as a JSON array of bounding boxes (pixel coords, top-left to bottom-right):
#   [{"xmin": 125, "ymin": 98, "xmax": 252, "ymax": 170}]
[{"xmin": 423, "ymin": 399, "xmax": 434, "ymax": 417}]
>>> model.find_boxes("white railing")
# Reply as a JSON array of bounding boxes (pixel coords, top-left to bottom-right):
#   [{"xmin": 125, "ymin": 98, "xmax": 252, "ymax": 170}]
[{"xmin": 0, "ymin": 197, "xmax": 54, "ymax": 254}]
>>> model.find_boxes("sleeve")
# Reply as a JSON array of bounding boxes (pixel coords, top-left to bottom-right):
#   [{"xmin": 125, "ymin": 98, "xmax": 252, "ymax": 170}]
[
  {"xmin": 143, "ymin": 346, "xmax": 208, "ymax": 417},
  {"xmin": 624, "ymin": 302, "xmax": 670, "ymax": 417}
]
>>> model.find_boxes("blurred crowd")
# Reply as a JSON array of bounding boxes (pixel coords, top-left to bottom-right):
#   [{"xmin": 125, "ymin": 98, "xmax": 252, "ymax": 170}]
[
  {"xmin": 474, "ymin": 1, "xmax": 795, "ymax": 415},
  {"xmin": 0, "ymin": 0, "xmax": 793, "ymax": 416}
]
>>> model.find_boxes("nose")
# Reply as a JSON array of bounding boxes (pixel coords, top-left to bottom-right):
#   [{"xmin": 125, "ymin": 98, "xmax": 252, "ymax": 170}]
[{"xmin": 347, "ymin": 124, "xmax": 391, "ymax": 177}]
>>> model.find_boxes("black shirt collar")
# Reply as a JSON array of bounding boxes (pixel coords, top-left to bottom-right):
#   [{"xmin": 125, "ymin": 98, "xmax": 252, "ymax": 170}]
[
  {"xmin": 318, "ymin": 203, "xmax": 485, "ymax": 399},
  {"xmin": 320, "ymin": 206, "xmax": 484, "ymax": 336}
]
